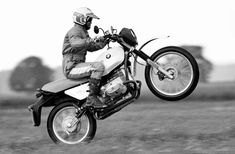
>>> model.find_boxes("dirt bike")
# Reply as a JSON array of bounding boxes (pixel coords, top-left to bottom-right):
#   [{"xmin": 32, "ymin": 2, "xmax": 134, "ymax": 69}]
[{"xmin": 28, "ymin": 25, "xmax": 199, "ymax": 144}]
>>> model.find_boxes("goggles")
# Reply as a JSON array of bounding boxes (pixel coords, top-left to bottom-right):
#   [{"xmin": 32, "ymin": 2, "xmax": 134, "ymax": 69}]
[{"xmin": 86, "ymin": 16, "xmax": 93, "ymax": 22}]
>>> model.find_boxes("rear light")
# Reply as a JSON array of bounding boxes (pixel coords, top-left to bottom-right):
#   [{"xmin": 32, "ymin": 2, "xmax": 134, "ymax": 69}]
[{"xmin": 35, "ymin": 88, "xmax": 43, "ymax": 98}]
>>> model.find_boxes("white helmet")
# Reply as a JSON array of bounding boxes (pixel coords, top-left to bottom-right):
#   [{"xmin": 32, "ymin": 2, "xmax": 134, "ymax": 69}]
[{"xmin": 73, "ymin": 7, "xmax": 99, "ymax": 25}]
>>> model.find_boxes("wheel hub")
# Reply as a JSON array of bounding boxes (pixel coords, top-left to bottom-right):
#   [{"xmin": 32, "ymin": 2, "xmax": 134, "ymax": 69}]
[
  {"xmin": 62, "ymin": 116, "xmax": 81, "ymax": 134},
  {"xmin": 156, "ymin": 66, "xmax": 178, "ymax": 81},
  {"xmin": 166, "ymin": 67, "xmax": 178, "ymax": 80}
]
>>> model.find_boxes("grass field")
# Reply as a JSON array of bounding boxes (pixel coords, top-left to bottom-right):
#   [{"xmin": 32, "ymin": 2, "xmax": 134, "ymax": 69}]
[{"xmin": 1, "ymin": 100, "xmax": 235, "ymax": 154}]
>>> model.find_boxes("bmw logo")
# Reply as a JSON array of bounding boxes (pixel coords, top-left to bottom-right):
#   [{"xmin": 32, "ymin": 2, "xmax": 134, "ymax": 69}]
[{"xmin": 106, "ymin": 54, "xmax": 111, "ymax": 59}]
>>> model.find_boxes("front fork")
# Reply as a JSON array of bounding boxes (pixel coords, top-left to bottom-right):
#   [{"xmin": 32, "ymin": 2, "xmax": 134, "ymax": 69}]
[
  {"xmin": 132, "ymin": 49, "xmax": 174, "ymax": 79},
  {"xmin": 146, "ymin": 59, "xmax": 174, "ymax": 79}
]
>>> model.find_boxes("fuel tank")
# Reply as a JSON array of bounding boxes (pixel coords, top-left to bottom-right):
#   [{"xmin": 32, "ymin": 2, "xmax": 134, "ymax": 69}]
[{"xmin": 96, "ymin": 46, "xmax": 125, "ymax": 76}]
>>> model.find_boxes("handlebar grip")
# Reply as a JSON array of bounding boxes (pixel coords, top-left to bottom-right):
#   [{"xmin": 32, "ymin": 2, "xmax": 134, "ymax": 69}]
[
  {"xmin": 103, "ymin": 34, "xmax": 109, "ymax": 39},
  {"xmin": 103, "ymin": 34, "xmax": 121, "ymax": 43},
  {"xmin": 111, "ymin": 34, "xmax": 121, "ymax": 41}
]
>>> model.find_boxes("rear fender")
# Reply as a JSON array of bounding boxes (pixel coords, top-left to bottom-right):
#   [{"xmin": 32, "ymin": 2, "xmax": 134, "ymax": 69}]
[{"xmin": 29, "ymin": 94, "xmax": 55, "ymax": 127}]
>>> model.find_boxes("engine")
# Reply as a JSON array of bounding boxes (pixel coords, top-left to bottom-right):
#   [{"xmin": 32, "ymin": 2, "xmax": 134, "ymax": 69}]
[{"xmin": 101, "ymin": 69, "xmax": 127, "ymax": 98}]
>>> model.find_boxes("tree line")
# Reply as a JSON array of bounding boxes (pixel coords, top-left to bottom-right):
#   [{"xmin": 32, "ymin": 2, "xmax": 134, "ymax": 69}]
[{"xmin": 9, "ymin": 56, "xmax": 53, "ymax": 92}]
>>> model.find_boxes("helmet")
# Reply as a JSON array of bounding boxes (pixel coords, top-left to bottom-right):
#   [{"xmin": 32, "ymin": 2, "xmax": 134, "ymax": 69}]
[{"xmin": 73, "ymin": 7, "xmax": 99, "ymax": 25}]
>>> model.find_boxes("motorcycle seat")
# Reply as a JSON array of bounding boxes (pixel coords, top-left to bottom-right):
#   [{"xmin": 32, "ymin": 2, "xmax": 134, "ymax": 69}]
[{"xmin": 41, "ymin": 78, "xmax": 89, "ymax": 93}]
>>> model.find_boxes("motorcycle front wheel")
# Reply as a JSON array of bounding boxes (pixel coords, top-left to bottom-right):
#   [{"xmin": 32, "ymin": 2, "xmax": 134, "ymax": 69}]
[
  {"xmin": 47, "ymin": 101, "xmax": 96, "ymax": 144},
  {"xmin": 145, "ymin": 46, "xmax": 199, "ymax": 101}
]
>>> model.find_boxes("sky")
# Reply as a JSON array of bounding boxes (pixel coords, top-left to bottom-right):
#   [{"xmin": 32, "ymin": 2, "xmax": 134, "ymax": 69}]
[{"xmin": 0, "ymin": 0, "xmax": 235, "ymax": 71}]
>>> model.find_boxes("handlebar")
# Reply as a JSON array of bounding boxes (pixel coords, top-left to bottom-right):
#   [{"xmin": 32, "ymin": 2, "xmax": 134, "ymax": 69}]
[
  {"xmin": 95, "ymin": 25, "xmax": 135, "ymax": 50},
  {"xmin": 104, "ymin": 34, "xmax": 121, "ymax": 42}
]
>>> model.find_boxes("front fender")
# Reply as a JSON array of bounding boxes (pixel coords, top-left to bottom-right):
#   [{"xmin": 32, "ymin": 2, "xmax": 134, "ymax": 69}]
[
  {"xmin": 138, "ymin": 38, "xmax": 158, "ymax": 51},
  {"xmin": 139, "ymin": 36, "xmax": 171, "ymax": 51}
]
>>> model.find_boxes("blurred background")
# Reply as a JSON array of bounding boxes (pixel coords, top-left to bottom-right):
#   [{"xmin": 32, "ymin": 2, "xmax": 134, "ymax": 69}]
[
  {"xmin": 1, "ymin": 1, "xmax": 235, "ymax": 153},
  {"xmin": 0, "ymin": 0, "xmax": 235, "ymax": 106}
]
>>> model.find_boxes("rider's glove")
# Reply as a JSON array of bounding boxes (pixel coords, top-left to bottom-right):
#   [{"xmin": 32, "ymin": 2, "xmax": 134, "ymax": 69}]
[
  {"xmin": 94, "ymin": 36, "xmax": 104, "ymax": 42},
  {"xmin": 94, "ymin": 36, "xmax": 109, "ymax": 44},
  {"xmin": 94, "ymin": 36, "xmax": 108, "ymax": 46},
  {"xmin": 86, "ymin": 36, "xmax": 108, "ymax": 50}
]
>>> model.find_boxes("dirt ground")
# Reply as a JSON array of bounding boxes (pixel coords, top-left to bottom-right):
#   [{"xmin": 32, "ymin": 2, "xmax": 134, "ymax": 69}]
[{"xmin": 1, "ymin": 100, "xmax": 235, "ymax": 154}]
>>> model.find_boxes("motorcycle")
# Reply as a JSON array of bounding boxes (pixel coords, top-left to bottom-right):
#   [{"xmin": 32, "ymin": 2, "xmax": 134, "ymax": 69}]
[{"xmin": 28, "ymin": 25, "xmax": 199, "ymax": 144}]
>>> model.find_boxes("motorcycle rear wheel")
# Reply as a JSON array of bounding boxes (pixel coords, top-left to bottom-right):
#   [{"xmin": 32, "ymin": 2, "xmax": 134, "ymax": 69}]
[
  {"xmin": 145, "ymin": 46, "xmax": 199, "ymax": 101},
  {"xmin": 47, "ymin": 101, "xmax": 96, "ymax": 144}
]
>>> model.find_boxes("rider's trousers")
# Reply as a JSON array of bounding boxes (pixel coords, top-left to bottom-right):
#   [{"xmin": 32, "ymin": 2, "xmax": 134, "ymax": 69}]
[{"xmin": 66, "ymin": 62, "xmax": 105, "ymax": 80}]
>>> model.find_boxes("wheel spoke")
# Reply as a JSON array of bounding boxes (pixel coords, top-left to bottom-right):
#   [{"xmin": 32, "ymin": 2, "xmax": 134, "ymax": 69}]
[
  {"xmin": 52, "ymin": 106, "xmax": 90, "ymax": 144},
  {"xmin": 150, "ymin": 51, "xmax": 193, "ymax": 96}
]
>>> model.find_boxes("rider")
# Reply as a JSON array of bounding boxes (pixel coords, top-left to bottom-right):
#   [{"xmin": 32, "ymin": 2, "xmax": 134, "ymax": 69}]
[{"xmin": 62, "ymin": 7, "xmax": 107, "ymax": 108}]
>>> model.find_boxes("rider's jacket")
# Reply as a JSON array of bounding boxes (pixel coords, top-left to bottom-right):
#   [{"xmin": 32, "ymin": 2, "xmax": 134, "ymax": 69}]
[{"xmin": 62, "ymin": 24, "xmax": 105, "ymax": 77}]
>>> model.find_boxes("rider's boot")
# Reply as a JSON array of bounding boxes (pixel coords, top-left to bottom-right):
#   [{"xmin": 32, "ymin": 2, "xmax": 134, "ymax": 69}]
[{"xmin": 84, "ymin": 78, "xmax": 106, "ymax": 108}]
